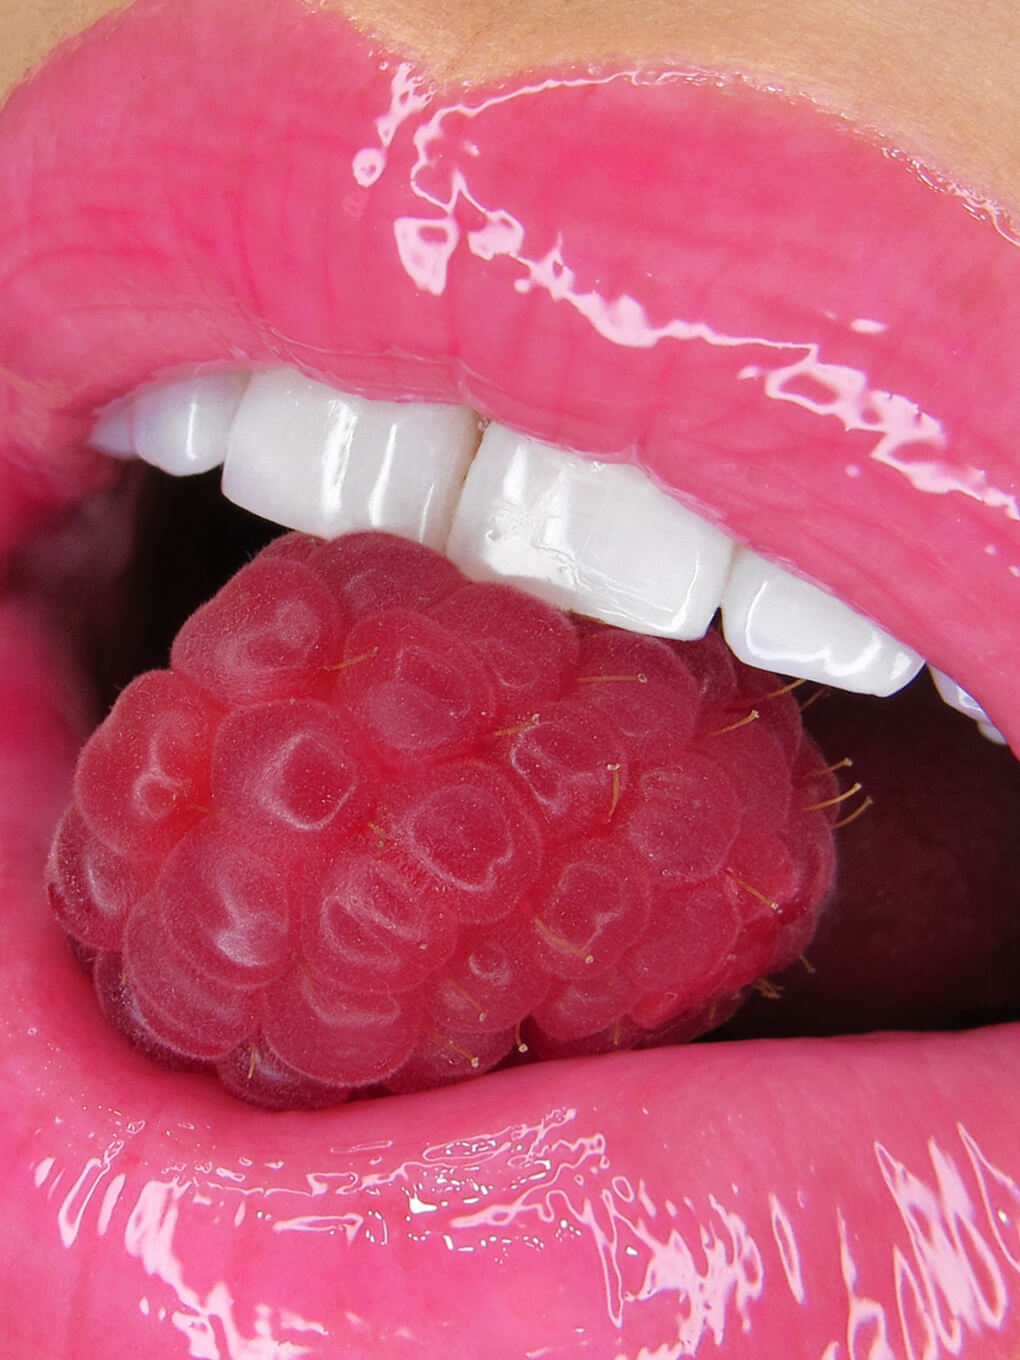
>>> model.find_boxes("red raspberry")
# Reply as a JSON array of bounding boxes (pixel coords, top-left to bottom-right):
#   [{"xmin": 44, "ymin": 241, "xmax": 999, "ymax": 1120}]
[
  {"xmin": 46, "ymin": 530, "xmax": 840, "ymax": 1108},
  {"xmin": 302, "ymin": 850, "xmax": 458, "ymax": 991},
  {"xmin": 171, "ymin": 558, "xmax": 339, "ymax": 705},
  {"xmin": 424, "ymin": 913, "xmax": 550, "ymax": 1034},
  {"xmin": 493, "ymin": 699, "xmax": 627, "ymax": 842},
  {"xmin": 336, "ymin": 611, "xmax": 497, "ymax": 766},
  {"xmin": 530, "ymin": 839, "xmax": 650, "ymax": 980},
  {"xmin": 73, "ymin": 670, "xmax": 218, "ymax": 857}
]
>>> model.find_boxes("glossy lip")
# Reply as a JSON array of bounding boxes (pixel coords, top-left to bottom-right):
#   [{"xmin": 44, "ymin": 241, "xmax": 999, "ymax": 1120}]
[{"xmin": 0, "ymin": 0, "xmax": 1018, "ymax": 1355}]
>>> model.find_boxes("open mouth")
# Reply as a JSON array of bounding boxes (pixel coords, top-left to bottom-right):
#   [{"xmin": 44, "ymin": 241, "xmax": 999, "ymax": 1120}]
[{"xmin": 1, "ymin": 0, "xmax": 1018, "ymax": 1355}]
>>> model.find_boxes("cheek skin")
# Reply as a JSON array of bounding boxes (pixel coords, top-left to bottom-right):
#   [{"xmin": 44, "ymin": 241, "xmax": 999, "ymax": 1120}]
[{"xmin": 340, "ymin": 0, "xmax": 1020, "ymax": 213}]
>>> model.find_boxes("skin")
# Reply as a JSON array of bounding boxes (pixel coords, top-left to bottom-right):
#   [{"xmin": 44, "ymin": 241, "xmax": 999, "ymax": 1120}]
[{"xmin": 1, "ymin": 0, "xmax": 1019, "ymax": 217}]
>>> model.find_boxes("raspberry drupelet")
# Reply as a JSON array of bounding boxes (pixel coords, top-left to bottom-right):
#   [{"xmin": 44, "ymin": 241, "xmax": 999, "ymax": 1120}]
[{"xmin": 47, "ymin": 531, "xmax": 840, "ymax": 1109}]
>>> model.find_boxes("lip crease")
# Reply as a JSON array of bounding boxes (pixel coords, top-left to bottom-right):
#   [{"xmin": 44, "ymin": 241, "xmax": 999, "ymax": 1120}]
[{"xmin": 0, "ymin": 0, "xmax": 1018, "ymax": 1355}]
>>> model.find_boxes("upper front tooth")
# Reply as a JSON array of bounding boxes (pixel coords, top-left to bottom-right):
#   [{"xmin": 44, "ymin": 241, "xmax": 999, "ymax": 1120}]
[
  {"xmin": 133, "ymin": 372, "xmax": 249, "ymax": 475},
  {"xmin": 721, "ymin": 547, "xmax": 924, "ymax": 695},
  {"xmin": 445, "ymin": 422, "xmax": 735, "ymax": 639},
  {"xmin": 929, "ymin": 668, "xmax": 1007, "ymax": 744},
  {"xmin": 89, "ymin": 401, "xmax": 135, "ymax": 458},
  {"xmin": 91, "ymin": 367, "xmax": 951, "ymax": 712},
  {"xmin": 221, "ymin": 368, "xmax": 479, "ymax": 548},
  {"xmin": 90, "ymin": 372, "xmax": 250, "ymax": 474}
]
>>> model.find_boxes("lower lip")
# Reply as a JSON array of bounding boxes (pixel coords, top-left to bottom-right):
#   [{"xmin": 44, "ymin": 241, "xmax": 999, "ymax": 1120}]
[{"xmin": 0, "ymin": 0, "xmax": 1018, "ymax": 1354}]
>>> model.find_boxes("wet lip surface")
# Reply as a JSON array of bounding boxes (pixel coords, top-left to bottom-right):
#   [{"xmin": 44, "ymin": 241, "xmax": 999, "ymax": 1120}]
[{"xmin": 0, "ymin": 0, "xmax": 1018, "ymax": 1356}]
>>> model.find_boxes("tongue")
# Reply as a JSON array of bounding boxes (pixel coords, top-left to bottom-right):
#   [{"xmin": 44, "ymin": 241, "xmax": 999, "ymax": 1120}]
[
  {"xmin": 726, "ymin": 679, "xmax": 1020, "ymax": 1037},
  {"xmin": 1, "ymin": 514, "xmax": 1020, "ymax": 1358}
]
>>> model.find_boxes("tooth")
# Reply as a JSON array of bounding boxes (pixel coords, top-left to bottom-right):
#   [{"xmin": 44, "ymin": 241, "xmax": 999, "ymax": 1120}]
[
  {"xmin": 977, "ymin": 722, "xmax": 1008, "ymax": 746},
  {"xmin": 90, "ymin": 373, "xmax": 250, "ymax": 470},
  {"xmin": 221, "ymin": 368, "xmax": 478, "ymax": 547},
  {"xmin": 929, "ymin": 668, "xmax": 1007, "ymax": 744},
  {"xmin": 721, "ymin": 547, "xmax": 924, "ymax": 695},
  {"xmin": 132, "ymin": 371, "xmax": 250, "ymax": 475},
  {"xmin": 88, "ymin": 402, "xmax": 135, "ymax": 458},
  {"xmin": 445, "ymin": 423, "xmax": 734, "ymax": 638}
]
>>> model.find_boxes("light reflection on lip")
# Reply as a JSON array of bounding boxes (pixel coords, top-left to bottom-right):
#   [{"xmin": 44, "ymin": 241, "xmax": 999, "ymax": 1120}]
[{"xmin": 0, "ymin": 0, "xmax": 1018, "ymax": 1355}]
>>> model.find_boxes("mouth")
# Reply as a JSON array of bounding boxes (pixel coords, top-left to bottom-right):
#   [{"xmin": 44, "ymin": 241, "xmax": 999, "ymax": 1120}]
[{"xmin": 1, "ymin": 0, "xmax": 1018, "ymax": 1355}]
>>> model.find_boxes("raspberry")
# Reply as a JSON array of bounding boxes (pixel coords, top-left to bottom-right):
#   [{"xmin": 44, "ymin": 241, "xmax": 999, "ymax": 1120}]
[
  {"xmin": 379, "ymin": 760, "xmax": 542, "ymax": 924},
  {"xmin": 337, "ymin": 611, "xmax": 496, "ymax": 765},
  {"xmin": 73, "ymin": 670, "xmax": 218, "ymax": 856},
  {"xmin": 48, "ymin": 806, "xmax": 156, "ymax": 949},
  {"xmin": 262, "ymin": 968, "xmax": 423, "ymax": 1087},
  {"xmin": 429, "ymin": 582, "xmax": 581, "ymax": 717},
  {"xmin": 530, "ymin": 839, "xmax": 650, "ymax": 980},
  {"xmin": 211, "ymin": 699, "xmax": 378, "ymax": 852},
  {"xmin": 424, "ymin": 914, "xmax": 550, "ymax": 1034},
  {"xmin": 171, "ymin": 558, "xmax": 339, "ymax": 704},
  {"xmin": 302, "ymin": 850, "xmax": 458, "ymax": 991},
  {"xmin": 46, "ymin": 530, "xmax": 840, "ymax": 1108},
  {"xmin": 494, "ymin": 699, "xmax": 627, "ymax": 841},
  {"xmin": 308, "ymin": 531, "xmax": 462, "ymax": 618}
]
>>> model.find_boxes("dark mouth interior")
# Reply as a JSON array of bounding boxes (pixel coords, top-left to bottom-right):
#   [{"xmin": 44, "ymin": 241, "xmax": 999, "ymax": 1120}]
[{"xmin": 53, "ymin": 462, "xmax": 1020, "ymax": 1069}]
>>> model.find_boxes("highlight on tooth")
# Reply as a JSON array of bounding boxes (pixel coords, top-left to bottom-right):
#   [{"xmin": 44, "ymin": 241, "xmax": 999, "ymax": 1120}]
[
  {"xmin": 222, "ymin": 368, "xmax": 480, "ymax": 546},
  {"xmin": 91, "ymin": 369, "xmax": 250, "ymax": 474}
]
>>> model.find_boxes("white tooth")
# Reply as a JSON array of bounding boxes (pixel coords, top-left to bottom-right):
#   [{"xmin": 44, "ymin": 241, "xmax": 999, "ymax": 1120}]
[
  {"xmin": 978, "ymin": 722, "xmax": 1008, "ymax": 746},
  {"xmin": 221, "ymin": 368, "xmax": 478, "ymax": 546},
  {"xmin": 721, "ymin": 547, "xmax": 924, "ymax": 695},
  {"xmin": 132, "ymin": 372, "xmax": 249, "ymax": 476},
  {"xmin": 930, "ymin": 667, "xmax": 989, "ymax": 719},
  {"xmin": 446, "ymin": 423, "xmax": 734, "ymax": 638},
  {"xmin": 88, "ymin": 403, "xmax": 136, "ymax": 458},
  {"xmin": 929, "ymin": 668, "xmax": 1007, "ymax": 744}
]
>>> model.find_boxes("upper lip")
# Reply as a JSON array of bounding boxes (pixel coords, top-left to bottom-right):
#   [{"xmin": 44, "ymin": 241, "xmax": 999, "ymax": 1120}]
[{"xmin": 1, "ymin": 1, "xmax": 1017, "ymax": 753}]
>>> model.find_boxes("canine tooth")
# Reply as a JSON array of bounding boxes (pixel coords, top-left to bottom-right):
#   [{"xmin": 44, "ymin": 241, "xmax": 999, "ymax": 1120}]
[
  {"xmin": 929, "ymin": 668, "xmax": 1007, "ymax": 744},
  {"xmin": 978, "ymin": 722, "xmax": 1008, "ymax": 745},
  {"xmin": 88, "ymin": 403, "xmax": 135, "ymax": 458},
  {"xmin": 446, "ymin": 423, "xmax": 734, "ymax": 638},
  {"xmin": 222, "ymin": 368, "xmax": 478, "ymax": 546},
  {"xmin": 132, "ymin": 372, "xmax": 249, "ymax": 475},
  {"xmin": 88, "ymin": 372, "xmax": 249, "ymax": 471},
  {"xmin": 721, "ymin": 547, "xmax": 924, "ymax": 695}
]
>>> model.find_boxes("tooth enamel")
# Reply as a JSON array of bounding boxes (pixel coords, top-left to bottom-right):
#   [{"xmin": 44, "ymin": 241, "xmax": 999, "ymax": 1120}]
[
  {"xmin": 88, "ymin": 402, "xmax": 135, "ymax": 458},
  {"xmin": 445, "ymin": 422, "xmax": 734, "ymax": 638},
  {"xmin": 978, "ymin": 722, "xmax": 1008, "ymax": 745},
  {"xmin": 929, "ymin": 668, "xmax": 1007, "ymax": 744},
  {"xmin": 89, "ymin": 372, "xmax": 250, "ymax": 471},
  {"xmin": 221, "ymin": 368, "xmax": 478, "ymax": 547},
  {"xmin": 132, "ymin": 371, "xmax": 250, "ymax": 475},
  {"xmin": 721, "ymin": 547, "xmax": 924, "ymax": 695}
]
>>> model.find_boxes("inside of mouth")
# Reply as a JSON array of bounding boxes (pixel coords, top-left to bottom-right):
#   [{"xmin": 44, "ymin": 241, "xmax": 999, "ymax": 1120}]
[{"xmin": 31, "ymin": 456, "xmax": 1020, "ymax": 1098}]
